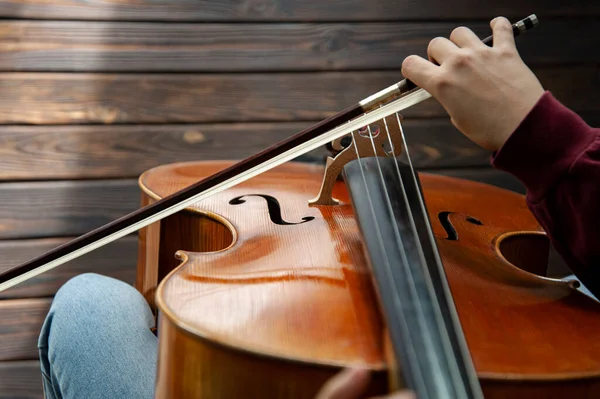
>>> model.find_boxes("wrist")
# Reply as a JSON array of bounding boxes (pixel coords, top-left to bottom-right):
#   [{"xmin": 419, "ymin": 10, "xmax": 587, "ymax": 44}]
[
  {"xmin": 494, "ymin": 87, "xmax": 545, "ymax": 151},
  {"xmin": 491, "ymin": 91, "xmax": 596, "ymax": 202}
]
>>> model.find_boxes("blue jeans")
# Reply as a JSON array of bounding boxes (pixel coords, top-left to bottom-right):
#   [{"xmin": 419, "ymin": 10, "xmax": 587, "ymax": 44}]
[
  {"xmin": 38, "ymin": 273, "xmax": 158, "ymax": 399},
  {"xmin": 38, "ymin": 272, "xmax": 597, "ymax": 398}
]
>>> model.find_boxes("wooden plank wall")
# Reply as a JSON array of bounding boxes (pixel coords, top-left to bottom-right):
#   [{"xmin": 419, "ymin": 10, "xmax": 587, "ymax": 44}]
[{"xmin": 0, "ymin": 1, "xmax": 597, "ymax": 397}]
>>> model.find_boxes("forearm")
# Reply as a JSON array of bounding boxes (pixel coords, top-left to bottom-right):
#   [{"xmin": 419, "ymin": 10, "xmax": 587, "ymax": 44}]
[{"xmin": 491, "ymin": 92, "xmax": 600, "ymax": 293}]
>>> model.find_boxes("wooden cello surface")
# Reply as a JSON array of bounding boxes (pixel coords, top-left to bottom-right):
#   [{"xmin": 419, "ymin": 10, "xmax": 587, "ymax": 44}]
[{"xmin": 136, "ymin": 160, "xmax": 600, "ymax": 398}]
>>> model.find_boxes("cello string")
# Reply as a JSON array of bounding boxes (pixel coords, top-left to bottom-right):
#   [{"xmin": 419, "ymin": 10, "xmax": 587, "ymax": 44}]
[
  {"xmin": 379, "ymin": 114, "xmax": 468, "ymax": 396},
  {"xmin": 393, "ymin": 112, "xmax": 482, "ymax": 395},
  {"xmin": 350, "ymin": 131, "xmax": 430, "ymax": 398},
  {"xmin": 364, "ymin": 123, "xmax": 455, "ymax": 397}
]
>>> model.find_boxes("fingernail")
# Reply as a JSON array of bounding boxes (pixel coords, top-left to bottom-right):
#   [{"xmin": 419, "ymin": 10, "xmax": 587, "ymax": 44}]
[{"xmin": 491, "ymin": 16, "xmax": 506, "ymax": 25}]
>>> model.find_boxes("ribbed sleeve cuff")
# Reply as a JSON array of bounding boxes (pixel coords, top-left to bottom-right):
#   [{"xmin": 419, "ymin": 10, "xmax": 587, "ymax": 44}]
[{"xmin": 491, "ymin": 91, "xmax": 596, "ymax": 203}]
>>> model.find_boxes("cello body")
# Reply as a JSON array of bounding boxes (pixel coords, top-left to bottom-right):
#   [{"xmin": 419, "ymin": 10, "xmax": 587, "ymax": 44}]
[{"xmin": 136, "ymin": 160, "xmax": 600, "ymax": 398}]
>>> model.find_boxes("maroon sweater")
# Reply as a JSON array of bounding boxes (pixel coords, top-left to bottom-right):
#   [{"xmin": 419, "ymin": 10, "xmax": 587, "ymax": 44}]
[{"xmin": 491, "ymin": 91, "xmax": 600, "ymax": 296}]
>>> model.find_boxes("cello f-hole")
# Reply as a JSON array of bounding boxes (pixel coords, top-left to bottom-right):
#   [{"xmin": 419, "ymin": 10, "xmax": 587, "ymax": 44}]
[
  {"xmin": 438, "ymin": 211, "xmax": 483, "ymax": 241},
  {"xmin": 229, "ymin": 194, "xmax": 315, "ymax": 226}
]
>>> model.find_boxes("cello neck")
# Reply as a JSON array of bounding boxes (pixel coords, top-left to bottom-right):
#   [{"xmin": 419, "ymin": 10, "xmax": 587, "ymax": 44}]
[{"xmin": 343, "ymin": 157, "xmax": 483, "ymax": 399}]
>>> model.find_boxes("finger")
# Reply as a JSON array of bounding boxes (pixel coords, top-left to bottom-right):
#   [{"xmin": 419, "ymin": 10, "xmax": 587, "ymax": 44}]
[
  {"xmin": 314, "ymin": 369, "xmax": 371, "ymax": 399},
  {"xmin": 401, "ymin": 55, "xmax": 439, "ymax": 90},
  {"xmin": 427, "ymin": 36, "xmax": 459, "ymax": 64},
  {"xmin": 369, "ymin": 390, "xmax": 416, "ymax": 399},
  {"xmin": 490, "ymin": 16, "xmax": 516, "ymax": 50},
  {"xmin": 449, "ymin": 26, "xmax": 485, "ymax": 49}
]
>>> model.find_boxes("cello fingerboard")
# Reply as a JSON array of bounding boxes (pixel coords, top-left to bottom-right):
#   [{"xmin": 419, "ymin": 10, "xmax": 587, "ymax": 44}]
[{"xmin": 343, "ymin": 156, "xmax": 483, "ymax": 399}]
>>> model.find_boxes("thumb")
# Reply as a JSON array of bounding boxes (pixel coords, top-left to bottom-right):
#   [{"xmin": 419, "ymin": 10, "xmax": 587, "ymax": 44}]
[{"xmin": 315, "ymin": 368, "xmax": 371, "ymax": 399}]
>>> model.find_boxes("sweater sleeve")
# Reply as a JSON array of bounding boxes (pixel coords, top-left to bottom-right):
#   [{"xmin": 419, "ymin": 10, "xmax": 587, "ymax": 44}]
[{"xmin": 491, "ymin": 91, "xmax": 600, "ymax": 296}]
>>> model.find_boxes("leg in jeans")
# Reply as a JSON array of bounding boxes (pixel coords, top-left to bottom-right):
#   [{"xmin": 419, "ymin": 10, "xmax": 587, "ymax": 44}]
[{"xmin": 38, "ymin": 273, "xmax": 158, "ymax": 399}]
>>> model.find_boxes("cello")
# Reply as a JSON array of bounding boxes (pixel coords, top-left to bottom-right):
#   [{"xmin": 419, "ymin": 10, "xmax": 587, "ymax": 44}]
[{"xmin": 2, "ymin": 14, "xmax": 600, "ymax": 398}]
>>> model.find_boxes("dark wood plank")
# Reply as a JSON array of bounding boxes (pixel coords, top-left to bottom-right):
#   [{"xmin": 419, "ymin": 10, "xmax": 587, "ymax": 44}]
[
  {"xmin": 0, "ymin": 361, "xmax": 42, "ymax": 399},
  {"xmin": 0, "ymin": 0, "xmax": 597, "ymax": 21},
  {"xmin": 0, "ymin": 123, "xmax": 327, "ymax": 180},
  {"xmin": 0, "ymin": 299, "xmax": 50, "ymax": 361},
  {"xmin": 0, "ymin": 179, "xmax": 139, "ymax": 240},
  {"xmin": 0, "ymin": 237, "xmax": 137, "ymax": 299},
  {"xmin": 0, "ymin": 67, "xmax": 596, "ymax": 124},
  {"xmin": 0, "ymin": 119, "xmax": 492, "ymax": 180},
  {"xmin": 0, "ymin": 20, "xmax": 596, "ymax": 72}
]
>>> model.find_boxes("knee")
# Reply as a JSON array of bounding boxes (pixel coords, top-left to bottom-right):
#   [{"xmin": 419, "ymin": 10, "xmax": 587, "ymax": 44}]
[
  {"xmin": 40, "ymin": 273, "xmax": 154, "ymax": 347},
  {"xmin": 54, "ymin": 272, "xmax": 128, "ymax": 303},
  {"xmin": 50, "ymin": 273, "xmax": 152, "ymax": 326},
  {"xmin": 39, "ymin": 273, "xmax": 119, "ymax": 350},
  {"xmin": 54, "ymin": 272, "xmax": 104, "ymax": 300},
  {"xmin": 55, "ymin": 272, "xmax": 143, "ymax": 306},
  {"xmin": 38, "ymin": 273, "xmax": 158, "ymax": 395}
]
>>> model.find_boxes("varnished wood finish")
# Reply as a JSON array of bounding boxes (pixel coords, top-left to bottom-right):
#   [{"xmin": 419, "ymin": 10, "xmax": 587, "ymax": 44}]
[
  {"xmin": 0, "ymin": 67, "xmax": 595, "ymax": 124},
  {"xmin": 155, "ymin": 312, "xmax": 388, "ymax": 398},
  {"xmin": 139, "ymin": 161, "xmax": 600, "ymax": 398},
  {"xmin": 136, "ymin": 194, "xmax": 161, "ymax": 309},
  {"xmin": 145, "ymin": 162, "xmax": 385, "ymax": 368},
  {"xmin": 0, "ymin": 298, "xmax": 50, "ymax": 361},
  {"xmin": 479, "ymin": 378, "xmax": 600, "ymax": 399},
  {"xmin": 136, "ymin": 189, "xmax": 233, "ymax": 309},
  {"xmin": 0, "ymin": 237, "xmax": 136, "ymax": 299},
  {"xmin": 0, "ymin": 0, "xmax": 597, "ymax": 21},
  {"xmin": 0, "ymin": 361, "xmax": 42, "ymax": 399},
  {"xmin": 0, "ymin": 20, "xmax": 597, "ymax": 72}
]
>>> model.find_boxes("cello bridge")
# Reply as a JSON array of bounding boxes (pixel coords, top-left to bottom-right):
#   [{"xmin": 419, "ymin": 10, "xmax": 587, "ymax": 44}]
[{"xmin": 309, "ymin": 114, "xmax": 404, "ymax": 206}]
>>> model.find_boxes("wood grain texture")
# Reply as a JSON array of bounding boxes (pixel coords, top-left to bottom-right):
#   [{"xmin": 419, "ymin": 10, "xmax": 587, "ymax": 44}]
[
  {"xmin": 155, "ymin": 313, "xmax": 386, "ymax": 399},
  {"xmin": 147, "ymin": 161, "xmax": 600, "ymax": 398},
  {"xmin": 0, "ymin": 67, "xmax": 596, "ymax": 124},
  {"xmin": 0, "ymin": 179, "xmax": 139, "ymax": 240},
  {"xmin": 0, "ymin": 20, "xmax": 596, "ymax": 72},
  {"xmin": 0, "ymin": 0, "xmax": 597, "ymax": 21},
  {"xmin": 0, "ymin": 113, "xmax": 597, "ymax": 180},
  {"xmin": 0, "ymin": 298, "xmax": 50, "ymax": 361},
  {"xmin": 0, "ymin": 237, "xmax": 137, "ymax": 299},
  {"xmin": 0, "ymin": 119, "xmax": 495, "ymax": 180},
  {"xmin": 145, "ymin": 161, "xmax": 387, "ymax": 398},
  {"xmin": 0, "ymin": 123, "xmax": 327, "ymax": 180},
  {"xmin": 136, "ymin": 189, "xmax": 234, "ymax": 308},
  {"xmin": 0, "ymin": 111, "xmax": 596, "ymax": 181},
  {"xmin": 0, "ymin": 361, "xmax": 42, "ymax": 399}
]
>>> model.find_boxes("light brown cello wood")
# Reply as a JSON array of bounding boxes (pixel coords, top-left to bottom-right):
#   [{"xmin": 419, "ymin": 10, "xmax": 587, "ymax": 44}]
[
  {"xmin": 136, "ymin": 184, "xmax": 234, "ymax": 310},
  {"xmin": 138, "ymin": 160, "xmax": 600, "ymax": 398}
]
